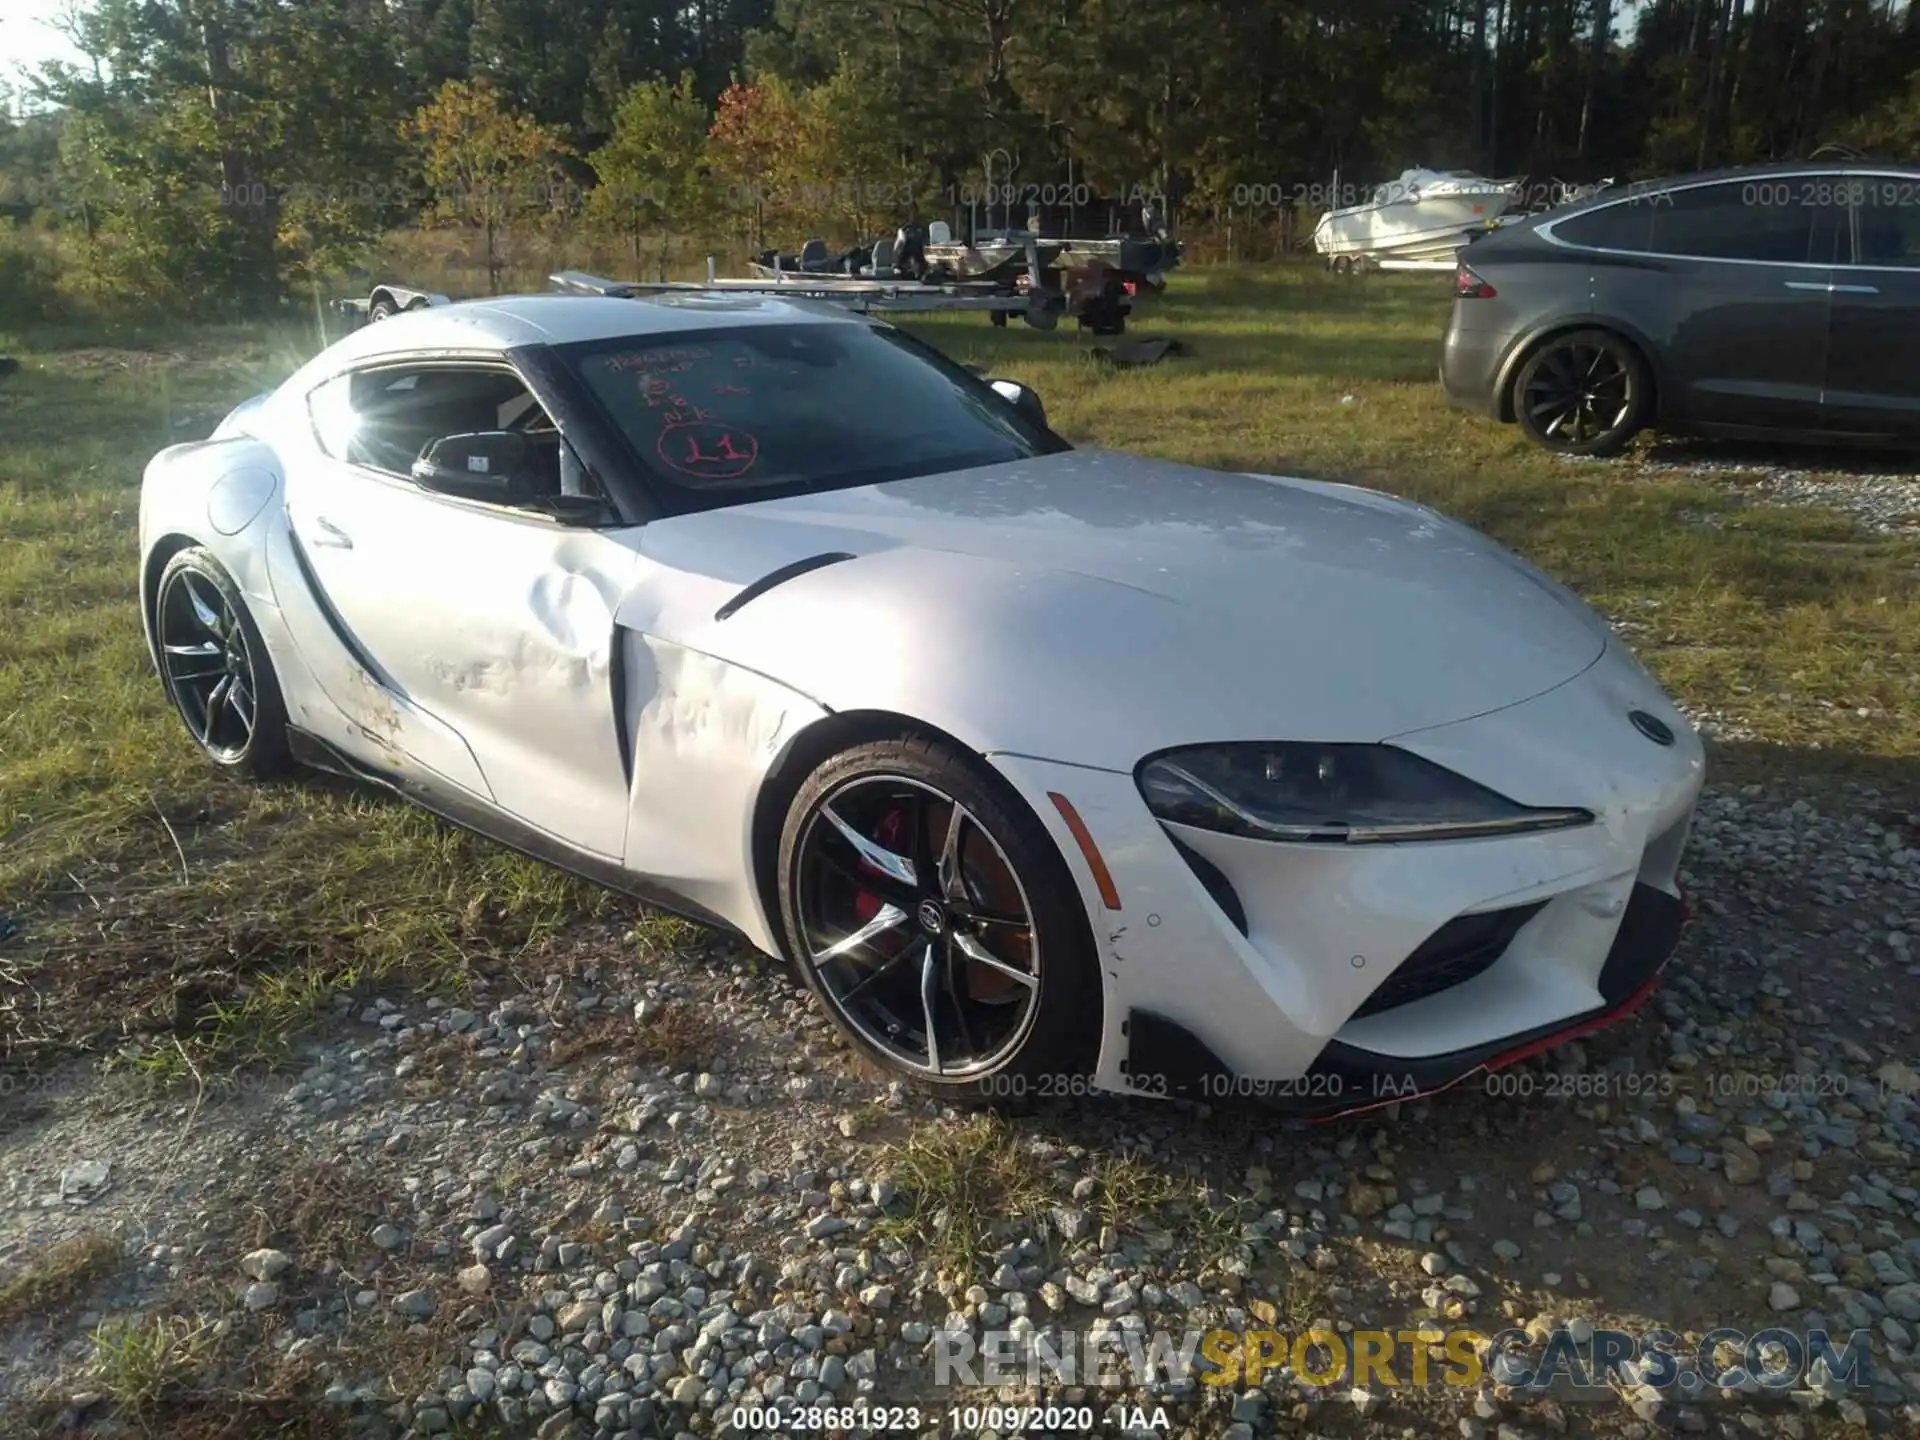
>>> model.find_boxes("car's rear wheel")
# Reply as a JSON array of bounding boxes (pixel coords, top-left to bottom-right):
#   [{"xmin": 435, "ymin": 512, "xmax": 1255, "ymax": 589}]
[
  {"xmin": 1513, "ymin": 329, "xmax": 1648, "ymax": 457},
  {"xmin": 154, "ymin": 547, "xmax": 290, "ymax": 777},
  {"xmin": 776, "ymin": 734, "xmax": 1100, "ymax": 1098},
  {"xmin": 367, "ymin": 296, "xmax": 399, "ymax": 322}
]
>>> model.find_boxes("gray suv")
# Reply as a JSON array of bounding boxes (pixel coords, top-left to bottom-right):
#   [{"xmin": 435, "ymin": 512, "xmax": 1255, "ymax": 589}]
[{"xmin": 1440, "ymin": 164, "xmax": 1920, "ymax": 455}]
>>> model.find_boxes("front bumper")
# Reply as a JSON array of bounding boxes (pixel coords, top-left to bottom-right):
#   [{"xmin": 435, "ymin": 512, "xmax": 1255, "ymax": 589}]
[
  {"xmin": 990, "ymin": 640, "xmax": 1704, "ymax": 1108},
  {"xmin": 1126, "ymin": 881, "xmax": 1684, "ymax": 1116}
]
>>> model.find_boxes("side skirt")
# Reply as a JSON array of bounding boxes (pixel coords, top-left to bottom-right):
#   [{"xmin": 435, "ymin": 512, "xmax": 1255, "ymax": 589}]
[
  {"xmin": 286, "ymin": 727, "xmax": 745, "ymax": 939},
  {"xmin": 1682, "ymin": 419, "xmax": 1917, "ymax": 448}
]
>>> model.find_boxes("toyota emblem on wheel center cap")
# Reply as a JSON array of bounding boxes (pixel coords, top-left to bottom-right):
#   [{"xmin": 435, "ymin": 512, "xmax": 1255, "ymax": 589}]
[
  {"xmin": 1629, "ymin": 709, "xmax": 1675, "ymax": 746},
  {"xmin": 916, "ymin": 899, "xmax": 947, "ymax": 934}
]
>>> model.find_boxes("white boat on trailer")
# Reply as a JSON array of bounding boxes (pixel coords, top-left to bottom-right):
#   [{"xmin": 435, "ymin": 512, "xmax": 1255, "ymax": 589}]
[{"xmin": 1314, "ymin": 168, "xmax": 1520, "ymax": 272}]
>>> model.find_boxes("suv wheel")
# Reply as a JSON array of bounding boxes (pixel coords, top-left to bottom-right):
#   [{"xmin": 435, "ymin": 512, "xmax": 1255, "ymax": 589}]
[{"xmin": 1514, "ymin": 329, "xmax": 1649, "ymax": 457}]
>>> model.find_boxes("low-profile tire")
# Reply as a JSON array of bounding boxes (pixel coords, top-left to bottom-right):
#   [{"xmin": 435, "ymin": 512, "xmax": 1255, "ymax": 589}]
[
  {"xmin": 153, "ymin": 547, "xmax": 291, "ymax": 778},
  {"xmin": 776, "ymin": 732, "xmax": 1102, "ymax": 1099},
  {"xmin": 1512, "ymin": 328, "xmax": 1649, "ymax": 457}
]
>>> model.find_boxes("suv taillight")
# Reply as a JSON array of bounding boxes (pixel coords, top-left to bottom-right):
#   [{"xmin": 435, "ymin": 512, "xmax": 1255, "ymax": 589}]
[{"xmin": 1454, "ymin": 263, "xmax": 1497, "ymax": 299}]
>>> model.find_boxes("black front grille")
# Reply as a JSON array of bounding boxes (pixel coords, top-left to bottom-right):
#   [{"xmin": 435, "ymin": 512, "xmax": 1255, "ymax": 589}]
[{"xmin": 1354, "ymin": 902, "xmax": 1546, "ymax": 1018}]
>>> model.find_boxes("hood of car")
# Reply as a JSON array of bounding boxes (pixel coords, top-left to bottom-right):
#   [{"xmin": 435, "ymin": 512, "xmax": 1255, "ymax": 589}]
[{"xmin": 627, "ymin": 449, "xmax": 1609, "ymax": 771}]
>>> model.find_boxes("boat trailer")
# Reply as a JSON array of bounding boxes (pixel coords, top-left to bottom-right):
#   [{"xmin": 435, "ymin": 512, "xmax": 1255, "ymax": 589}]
[
  {"xmin": 335, "ymin": 248, "xmax": 1134, "ymax": 335},
  {"xmin": 551, "ymin": 258, "xmax": 1079, "ymax": 330}
]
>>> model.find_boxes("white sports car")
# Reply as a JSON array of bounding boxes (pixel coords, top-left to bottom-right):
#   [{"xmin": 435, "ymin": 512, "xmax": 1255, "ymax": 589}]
[{"xmin": 139, "ymin": 292, "xmax": 1703, "ymax": 1113}]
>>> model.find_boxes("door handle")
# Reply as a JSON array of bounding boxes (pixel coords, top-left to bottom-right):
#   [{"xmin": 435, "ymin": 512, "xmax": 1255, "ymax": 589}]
[
  {"xmin": 1783, "ymin": 280, "xmax": 1880, "ymax": 294},
  {"xmin": 310, "ymin": 516, "xmax": 354, "ymax": 549},
  {"xmin": 1830, "ymin": 283, "xmax": 1880, "ymax": 295}
]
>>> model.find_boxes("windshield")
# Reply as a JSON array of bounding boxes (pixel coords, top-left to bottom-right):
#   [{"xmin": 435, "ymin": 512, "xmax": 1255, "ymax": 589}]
[{"xmin": 559, "ymin": 320, "xmax": 1070, "ymax": 509}]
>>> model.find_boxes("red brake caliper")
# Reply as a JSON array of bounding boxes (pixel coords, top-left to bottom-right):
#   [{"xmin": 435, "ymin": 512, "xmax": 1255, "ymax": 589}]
[{"xmin": 850, "ymin": 807, "xmax": 907, "ymax": 923}]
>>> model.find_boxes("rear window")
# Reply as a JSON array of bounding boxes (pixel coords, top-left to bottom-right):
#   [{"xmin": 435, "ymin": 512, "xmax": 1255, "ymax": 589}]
[
  {"xmin": 1553, "ymin": 198, "xmax": 1656, "ymax": 252},
  {"xmin": 1556, "ymin": 178, "xmax": 1849, "ymax": 263},
  {"xmin": 562, "ymin": 322, "xmax": 1068, "ymax": 503},
  {"xmin": 1645, "ymin": 180, "xmax": 1839, "ymax": 263},
  {"xmin": 1856, "ymin": 185, "xmax": 1920, "ymax": 267}
]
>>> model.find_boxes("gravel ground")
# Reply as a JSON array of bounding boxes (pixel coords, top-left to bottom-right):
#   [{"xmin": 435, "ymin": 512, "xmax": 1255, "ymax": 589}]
[
  {"xmin": 1628, "ymin": 446, "xmax": 1920, "ymax": 535},
  {"xmin": 1598, "ymin": 606, "xmax": 1761, "ymax": 744},
  {"xmin": 3, "ymin": 779, "xmax": 1919, "ymax": 1440}
]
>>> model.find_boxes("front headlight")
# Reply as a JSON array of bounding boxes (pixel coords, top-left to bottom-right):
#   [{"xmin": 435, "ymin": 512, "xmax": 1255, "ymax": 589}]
[{"xmin": 1136, "ymin": 743, "xmax": 1591, "ymax": 844}]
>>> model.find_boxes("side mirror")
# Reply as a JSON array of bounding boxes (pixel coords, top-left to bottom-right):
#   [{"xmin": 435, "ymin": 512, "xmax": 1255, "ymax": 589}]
[
  {"xmin": 988, "ymin": 378, "xmax": 1047, "ymax": 429},
  {"xmin": 412, "ymin": 431, "xmax": 535, "ymax": 502}
]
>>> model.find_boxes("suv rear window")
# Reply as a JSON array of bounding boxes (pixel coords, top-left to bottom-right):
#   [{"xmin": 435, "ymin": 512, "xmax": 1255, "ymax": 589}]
[
  {"xmin": 1647, "ymin": 180, "xmax": 1840, "ymax": 262},
  {"xmin": 1553, "ymin": 199, "xmax": 1655, "ymax": 252},
  {"xmin": 1855, "ymin": 186, "xmax": 1920, "ymax": 267},
  {"xmin": 1557, "ymin": 178, "xmax": 1849, "ymax": 264}
]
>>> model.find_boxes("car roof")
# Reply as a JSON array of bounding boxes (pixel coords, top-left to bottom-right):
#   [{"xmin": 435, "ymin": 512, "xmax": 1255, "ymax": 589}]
[
  {"xmin": 1509, "ymin": 158, "xmax": 1920, "ymax": 230},
  {"xmin": 321, "ymin": 291, "xmax": 864, "ymax": 363},
  {"xmin": 1631, "ymin": 159, "xmax": 1920, "ymax": 186},
  {"xmin": 278, "ymin": 291, "xmax": 872, "ymax": 399}
]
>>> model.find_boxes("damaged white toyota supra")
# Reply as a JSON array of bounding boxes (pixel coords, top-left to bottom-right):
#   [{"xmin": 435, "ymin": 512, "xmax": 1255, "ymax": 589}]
[{"xmin": 140, "ymin": 292, "xmax": 1703, "ymax": 1113}]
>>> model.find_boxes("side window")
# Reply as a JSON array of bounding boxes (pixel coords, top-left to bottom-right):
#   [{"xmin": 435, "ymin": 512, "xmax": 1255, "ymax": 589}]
[
  {"xmin": 304, "ymin": 364, "xmax": 609, "ymax": 505},
  {"xmin": 1553, "ymin": 198, "xmax": 1655, "ymax": 252},
  {"xmin": 308, "ymin": 373, "xmax": 359, "ymax": 458},
  {"xmin": 1854, "ymin": 185, "xmax": 1920, "ymax": 267},
  {"xmin": 1645, "ymin": 179, "xmax": 1839, "ymax": 264},
  {"xmin": 1808, "ymin": 197, "xmax": 1849, "ymax": 266}
]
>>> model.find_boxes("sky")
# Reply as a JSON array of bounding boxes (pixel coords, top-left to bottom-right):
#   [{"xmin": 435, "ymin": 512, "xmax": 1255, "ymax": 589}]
[{"xmin": 1, "ymin": 0, "xmax": 91, "ymax": 103}]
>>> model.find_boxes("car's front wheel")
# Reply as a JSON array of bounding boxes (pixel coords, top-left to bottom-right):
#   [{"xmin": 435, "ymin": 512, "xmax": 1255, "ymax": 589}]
[
  {"xmin": 776, "ymin": 733, "xmax": 1100, "ymax": 1098},
  {"xmin": 153, "ymin": 547, "xmax": 291, "ymax": 777},
  {"xmin": 1513, "ymin": 328, "xmax": 1649, "ymax": 456}
]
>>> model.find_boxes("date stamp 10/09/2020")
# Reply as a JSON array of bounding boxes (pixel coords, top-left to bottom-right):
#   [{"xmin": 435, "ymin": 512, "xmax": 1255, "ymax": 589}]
[
  {"xmin": 722, "ymin": 1403, "xmax": 1167, "ymax": 1434},
  {"xmin": 956, "ymin": 1065, "xmax": 1888, "ymax": 1106}
]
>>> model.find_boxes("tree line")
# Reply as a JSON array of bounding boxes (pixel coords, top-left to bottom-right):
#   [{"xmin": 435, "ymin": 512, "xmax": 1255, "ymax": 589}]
[{"xmin": 1, "ymin": 0, "xmax": 1916, "ymax": 315}]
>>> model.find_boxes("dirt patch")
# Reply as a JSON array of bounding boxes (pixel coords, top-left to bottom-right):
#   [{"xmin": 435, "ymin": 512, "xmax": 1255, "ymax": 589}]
[
  {"xmin": 0, "ymin": 1232, "xmax": 124, "ymax": 1331},
  {"xmin": 50, "ymin": 346, "xmax": 235, "ymax": 379}
]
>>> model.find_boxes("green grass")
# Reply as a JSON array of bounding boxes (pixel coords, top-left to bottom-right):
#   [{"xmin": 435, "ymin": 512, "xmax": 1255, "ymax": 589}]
[
  {"xmin": 84, "ymin": 1313, "xmax": 216, "ymax": 1421},
  {"xmin": 0, "ymin": 318, "xmax": 620, "ymax": 1078},
  {"xmin": 873, "ymin": 1116, "xmax": 1254, "ymax": 1281},
  {"xmin": 872, "ymin": 1114, "xmax": 1053, "ymax": 1277},
  {"xmin": 2, "ymin": 261, "xmax": 1915, "ymax": 1079},
  {"xmin": 0, "ymin": 1232, "xmax": 123, "ymax": 1329}
]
